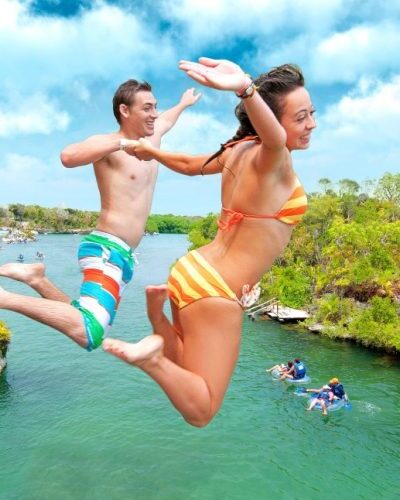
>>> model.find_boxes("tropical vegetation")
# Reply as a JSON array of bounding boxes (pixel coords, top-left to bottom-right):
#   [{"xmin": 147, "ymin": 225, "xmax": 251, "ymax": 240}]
[
  {"xmin": 0, "ymin": 204, "xmax": 198, "ymax": 234},
  {"xmin": 187, "ymin": 173, "xmax": 400, "ymax": 353}
]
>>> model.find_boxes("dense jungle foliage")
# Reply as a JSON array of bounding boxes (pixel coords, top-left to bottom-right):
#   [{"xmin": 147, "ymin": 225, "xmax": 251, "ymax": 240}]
[{"xmin": 188, "ymin": 173, "xmax": 400, "ymax": 353}]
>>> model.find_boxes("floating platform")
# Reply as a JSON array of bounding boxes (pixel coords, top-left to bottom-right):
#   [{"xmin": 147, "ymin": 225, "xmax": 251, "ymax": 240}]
[{"xmin": 247, "ymin": 299, "xmax": 309, "ymax": 323}]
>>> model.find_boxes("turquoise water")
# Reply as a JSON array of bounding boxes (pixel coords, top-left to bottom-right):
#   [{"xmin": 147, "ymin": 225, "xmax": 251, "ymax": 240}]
[{"xmin": 0, "ymin": 234, "xmax": 399, "ymax": 500}]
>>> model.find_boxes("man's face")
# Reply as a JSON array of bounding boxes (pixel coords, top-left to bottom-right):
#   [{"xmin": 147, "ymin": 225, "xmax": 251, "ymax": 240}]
[{"xmin": 125, "ymin": 91, "xmax": 158, "ymax": 137}]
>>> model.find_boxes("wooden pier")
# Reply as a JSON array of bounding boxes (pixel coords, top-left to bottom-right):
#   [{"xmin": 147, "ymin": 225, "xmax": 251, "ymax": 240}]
[{"xmin": 247, "ymin": 298, "xmax": 309, "ymax": 323}]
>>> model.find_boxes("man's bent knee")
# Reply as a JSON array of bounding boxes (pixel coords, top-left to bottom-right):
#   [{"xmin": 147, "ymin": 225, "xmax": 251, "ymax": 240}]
[{"xmin": 71, "ymin": 300, "xmax": 108, "ymax": 352}]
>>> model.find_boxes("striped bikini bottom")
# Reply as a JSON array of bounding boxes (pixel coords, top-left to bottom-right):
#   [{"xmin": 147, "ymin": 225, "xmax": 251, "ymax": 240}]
[
  {"xmin": 71, "ymin": 231, "xmax": 134, "ymax": 351},
  {"xmin": 168, "ymin": 250, "xmax": 260, "ymax": 310}
]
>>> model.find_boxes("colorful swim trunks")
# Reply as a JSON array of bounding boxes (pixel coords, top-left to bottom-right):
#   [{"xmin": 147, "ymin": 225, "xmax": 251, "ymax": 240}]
[{"xmin": 71, "ymin": 230, "xmax": 134, "ymax": 351}]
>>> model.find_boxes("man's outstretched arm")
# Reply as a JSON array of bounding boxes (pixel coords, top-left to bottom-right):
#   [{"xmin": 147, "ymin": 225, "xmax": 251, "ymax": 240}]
[
  {"xmin": 60, "ymin": 133, "xmax": 121, "ymax": 168},
  {"xmin": 154, "ymin": 88, "xmax": 201, "ymax": 137}
]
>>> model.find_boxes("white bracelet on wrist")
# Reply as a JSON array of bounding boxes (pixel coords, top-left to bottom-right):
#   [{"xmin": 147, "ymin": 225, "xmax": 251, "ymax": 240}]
[
  {"xmin": 119, "ymin": 138, "xmax": 128, "ymax": 151},
  {"xmin": 235, "ymin": 74, "xmax": 257, "ymax": 99}
]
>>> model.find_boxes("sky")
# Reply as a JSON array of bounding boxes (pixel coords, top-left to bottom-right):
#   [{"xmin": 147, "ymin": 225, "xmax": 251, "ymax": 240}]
[{"xmin": 0, "ymin": 0, "xmax": 399, "ymax": 215}]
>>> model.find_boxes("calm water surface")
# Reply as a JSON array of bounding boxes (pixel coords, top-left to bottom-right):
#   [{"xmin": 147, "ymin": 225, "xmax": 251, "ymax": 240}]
[{"xmin": 0, "ymin": 235, "xmax": 399, "ymax": 499}]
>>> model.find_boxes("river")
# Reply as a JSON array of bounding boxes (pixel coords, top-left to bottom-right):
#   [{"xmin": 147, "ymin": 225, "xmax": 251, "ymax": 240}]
[{"xmin": 0, "ymin": 234, "xmax": 399, "ymax": 499}]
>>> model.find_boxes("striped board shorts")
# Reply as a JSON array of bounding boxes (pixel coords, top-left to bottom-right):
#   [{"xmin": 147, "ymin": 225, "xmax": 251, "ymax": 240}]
[{"xmin": 71, "ymin": 231, "xmax": 134, "ymax": 351}]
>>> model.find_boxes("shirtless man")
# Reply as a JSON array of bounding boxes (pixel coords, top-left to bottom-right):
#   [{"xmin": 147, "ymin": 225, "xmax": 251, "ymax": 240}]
[{"xmin": 0, "ymin": 79, "xmax": 200, "ymax": 351}]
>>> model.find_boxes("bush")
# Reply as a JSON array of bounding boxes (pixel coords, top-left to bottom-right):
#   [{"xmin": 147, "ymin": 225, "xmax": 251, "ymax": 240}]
[
  {"xmin": 313, "ymin": 294, "xmax": 356, "ymax": 325},
  {"xmin": 0, "ymin": 321, "xmax": 11, "ymax": 358},
  {"xmin": 0, "ymin": 321, "xmax": 11, "ymax": 343}
]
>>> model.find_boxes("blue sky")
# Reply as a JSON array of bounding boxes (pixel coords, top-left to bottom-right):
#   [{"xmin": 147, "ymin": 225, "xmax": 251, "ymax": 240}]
[{"xmin": 1, "ymin": 0, "xmax": 399, "ymax": 215}]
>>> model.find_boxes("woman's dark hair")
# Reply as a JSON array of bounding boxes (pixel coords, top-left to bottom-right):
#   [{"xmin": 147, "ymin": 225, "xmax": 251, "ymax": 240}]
[
  {"xmin": 202, "ymin": 64, "xmax": 304, "ymax": 172},
  {"xmin": 287, "ymin": 361, "xmax": 294, "ymax": 368},
  {"xmin": 113, "ymin": 79, "xmax": 152, "ymax": 124}
]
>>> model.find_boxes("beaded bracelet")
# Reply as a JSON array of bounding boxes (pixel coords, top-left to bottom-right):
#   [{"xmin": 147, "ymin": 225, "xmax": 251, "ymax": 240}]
[{"xmin": 235, "ymin": 75, "xmax": 258, "ymax": 99}]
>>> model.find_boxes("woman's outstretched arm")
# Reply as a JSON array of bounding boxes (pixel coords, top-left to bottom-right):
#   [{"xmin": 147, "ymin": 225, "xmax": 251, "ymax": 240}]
[
  {"xmin": 124, "ymin": 138, "xmax": 224, "ymax": 176},
  {"xmin": 179, "ymin": 57, "xmax": 287, "ymax": 151}
]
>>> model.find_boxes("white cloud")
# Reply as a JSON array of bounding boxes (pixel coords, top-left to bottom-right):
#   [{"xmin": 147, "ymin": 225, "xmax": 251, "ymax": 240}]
[
  {"xmin": 0, "ymin": 0, "xmax": 176, "ymax": 94},
  {"xmin": 0, "ymin": 0, "xmax": 23, "ymax": 29},
  {"xmin": 161, "ymin": 0, "xmax": 347, "ymax": 47},
  {"xmin": 71, "ymin": 81, "xmax": 91, "ymax": 103},
  {"xmin": 153, "ymin": 175, "xmax": 221, "ymax": 215},
  {"xmin": 162, "ymin": 108, "xmax": 236, "ymax": 153},
  {"xmin": 0, "ymin": 93, "xmax": 70, "ymax": 136},
  {"xmin": 297, "ymin": 75, "xmax": 400, "ymax": 189},
  {"xmin": 260, "ymin": 21, "xmax": 400, "ymax": 85},
  {"xmin": 321, "ymin": 76, "xmax": 400, "ymax": 143},
  {"xmin": 310, "ymin": 23, "xmax": 400, "ymax": 83},
  {"xmin": 0, "ymin": 153, "xmax": 97, "ymax": 208},
  {"xmin": 154, "ymin": 107, "xmax": 237, "ymax": 215},
  {"xmin": 0, "ymin": 153, "xmax": 49, "ymax": 183}
]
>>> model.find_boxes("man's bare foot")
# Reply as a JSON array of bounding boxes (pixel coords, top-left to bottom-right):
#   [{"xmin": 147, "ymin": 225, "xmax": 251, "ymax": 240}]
[
  {"xmin": 103, "ymin": 335, "xmax": 164, "ymax": 368},
  {"xmin": 146, "ymin": 284, "xmax": 169, "ymax": 326},
  {"xmin": 0, "ymin": 263, "xmax": 45, "ymax": 286}
]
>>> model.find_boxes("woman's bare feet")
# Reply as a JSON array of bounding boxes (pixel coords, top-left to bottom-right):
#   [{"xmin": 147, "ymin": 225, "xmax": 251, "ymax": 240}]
[
  {"xmin": 146, "ymin": 284, "xmax": 169, "ymax": 328},
  {"xmin": 0, "ymin": 263, "xmax": 45, "ymax": 287},
  {"xmin": 102, "ymin": 334, "xmax": 164, "ymax": 368}
]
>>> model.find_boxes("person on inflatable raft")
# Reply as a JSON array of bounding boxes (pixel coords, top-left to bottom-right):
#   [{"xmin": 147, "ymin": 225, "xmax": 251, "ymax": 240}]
[
  {"xmin": 306, "ymin": 378, "xmax": 348, "ymax": 415},
  {"xmin": 279, "ymin": 358, "xmax": 307, "ymax": 381}
]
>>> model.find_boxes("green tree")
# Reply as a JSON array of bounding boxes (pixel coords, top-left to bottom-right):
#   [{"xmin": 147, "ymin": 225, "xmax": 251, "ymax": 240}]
[
  {"xmin": 374, "ymin": 172, "xmax": 400, "ymax": 203},
  {"xmin": 318, "ymin": 178, "xmax": 334, "ymax": 195},
  {"xmin": 338, "ymin": 178, "xmax": 360, "ymax": 196}
]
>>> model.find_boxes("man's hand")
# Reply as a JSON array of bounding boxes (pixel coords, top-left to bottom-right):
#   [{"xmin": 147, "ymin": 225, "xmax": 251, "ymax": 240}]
[
  {"xmin": 123, "ymin": 140, "xmax": 139, "ymax": 157},
  {"xmin": 179, "ymin": 88, "xmax": 202, "ymax": 107},
  {"xmin": 125, "ymin": 138, "xmax": 156, "ymax": 161}
]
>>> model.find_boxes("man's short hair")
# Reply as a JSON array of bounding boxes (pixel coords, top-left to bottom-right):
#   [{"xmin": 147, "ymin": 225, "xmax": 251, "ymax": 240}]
[{"xmin": 113, "ymin": 79, "xmax": 152, "ymax": 124}]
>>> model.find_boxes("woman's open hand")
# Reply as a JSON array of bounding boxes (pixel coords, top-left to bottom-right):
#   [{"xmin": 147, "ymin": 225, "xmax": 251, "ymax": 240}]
[{"xmin": 179, "ymin": 57, "xmax": 250, "ymax": 92}]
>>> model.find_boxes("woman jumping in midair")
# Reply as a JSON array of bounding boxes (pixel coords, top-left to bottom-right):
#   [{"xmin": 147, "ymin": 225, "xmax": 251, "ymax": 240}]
[{"xmin": 103, "ymin": 57, "xmax": 316, "ymax": 427}]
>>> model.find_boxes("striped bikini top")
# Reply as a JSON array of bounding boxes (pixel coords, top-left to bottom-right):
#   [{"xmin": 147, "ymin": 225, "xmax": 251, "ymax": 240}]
[{"xmin": 217, "ymin": 136, "xmax": 308, "ymax": 230}]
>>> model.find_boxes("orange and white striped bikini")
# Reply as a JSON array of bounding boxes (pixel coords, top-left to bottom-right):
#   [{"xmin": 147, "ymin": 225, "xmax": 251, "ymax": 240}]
[
  {"xmin": 167, "ymin": 136, "xmax": 308, "ymax": 310},
  {"xmin": 218, "ymin": 177, "xmax": 308, "ymax": 230},
  {"xmin": 168, "ymin": 250, "xmax": 238, "ymax": 310}
]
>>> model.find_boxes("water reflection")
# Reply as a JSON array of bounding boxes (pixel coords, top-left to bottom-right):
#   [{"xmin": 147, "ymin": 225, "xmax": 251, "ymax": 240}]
[{"xmin": 0, "ymin": 369, "xmax": 12, "ymax": 405}]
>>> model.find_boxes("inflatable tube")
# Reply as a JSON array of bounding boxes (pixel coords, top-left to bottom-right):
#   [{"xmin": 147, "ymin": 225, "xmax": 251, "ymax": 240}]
[
  {"xmin": 271, "ymin": 368, "xmax": 311, "ymax": 384},
  {"xmin": 309, "ymin": 395, "xmax": 345, "ymax": 412}
]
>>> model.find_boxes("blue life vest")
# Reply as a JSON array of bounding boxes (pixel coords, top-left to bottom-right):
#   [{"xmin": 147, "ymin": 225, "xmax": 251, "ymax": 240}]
[
  {"xmin": 294, "ymin": 361, "xmax": 306, "ymax": 379},
  {"xmin": 330, "ymin": 383, "xmax": 345, "ymax": 399}
]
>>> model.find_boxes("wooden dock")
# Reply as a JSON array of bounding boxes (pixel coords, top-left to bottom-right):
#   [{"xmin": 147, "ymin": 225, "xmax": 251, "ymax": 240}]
[{"xmin": 247, "ymin": 298, "xmax": 309, "ymax": 323}]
